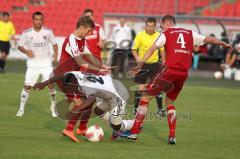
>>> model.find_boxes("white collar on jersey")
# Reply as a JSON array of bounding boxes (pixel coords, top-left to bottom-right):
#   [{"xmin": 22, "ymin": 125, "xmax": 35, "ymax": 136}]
[{"xmin": 71, "ymin": 33, "xmax": 83, "ymax": 40}]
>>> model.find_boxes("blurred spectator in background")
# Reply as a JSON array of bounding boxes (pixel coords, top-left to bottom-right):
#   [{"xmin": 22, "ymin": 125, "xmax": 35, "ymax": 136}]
[
  {"xmin": 221, "ymin": 33, "xmax": 240, "ymax": 80},
  {"xmin": 0, "ymin": 12, "xmax": 16, "ymax": 73},
  {"xmin": 83, "ymin": 9, "xmax": 106, "ymax": 62},
  {"xmin": 221, "ymin": 31, "xmax": 229, "ymax": 58},
  {"xmin": 192, "ymin": 45, "xmax": 201, "ymax": 70},
  {"xmin": 131, "ymin": 17, "xmax": 165, "ymax": 116},
  {"xmin": 111, "ymin": 18, "xmax": 132, "ymax": 78}
]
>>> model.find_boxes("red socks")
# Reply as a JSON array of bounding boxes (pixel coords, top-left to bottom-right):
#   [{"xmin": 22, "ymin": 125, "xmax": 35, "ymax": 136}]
[
  {"xmin": 130, "ymin": 99, "xmax": 149, "ymax": 134},
  {"xmin": 167, "ymin": 105, "xmax": 176, "ymax": 137},
  {"xmin": 66, "ymin": 105, "xmax": 82, "ymax": 131},
  {"xmin": 78, "ymin": 107, "xmax": 93, "ymax": 130}
]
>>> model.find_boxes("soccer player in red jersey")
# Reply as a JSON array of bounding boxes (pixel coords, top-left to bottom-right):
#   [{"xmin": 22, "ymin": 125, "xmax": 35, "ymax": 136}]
[
  {"xmin": 36, "ymin": 16, "xmax": 110, "ymax": 142},
  {"xmin": 125, "ymin": 15, "xmax": 233, "ymax": 144},
  {"xmin": 83, "ymin": 9, "xmax": 106, "ymax": 61}
]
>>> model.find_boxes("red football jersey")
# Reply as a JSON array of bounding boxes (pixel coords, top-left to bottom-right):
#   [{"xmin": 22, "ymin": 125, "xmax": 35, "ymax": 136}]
[
  {"xmin": 85, "ymin": 24, "xmax": 103, "ymax": 61},
  {"xmin": 60, "ymin": 34, "xmax": 85, "ymax": 64},
  {"xmin": 156, "ymin": 27, "xmax": 194, "ymax": 73}
]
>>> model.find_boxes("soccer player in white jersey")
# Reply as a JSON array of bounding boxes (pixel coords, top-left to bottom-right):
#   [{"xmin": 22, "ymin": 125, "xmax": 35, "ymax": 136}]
[
  {"xmin": 33, "ymin": 71, "xmax": 134, "ymax": 140},
  {"xmin": 16, "ymin": 11, "xmax": 58, "ymax": 117}
]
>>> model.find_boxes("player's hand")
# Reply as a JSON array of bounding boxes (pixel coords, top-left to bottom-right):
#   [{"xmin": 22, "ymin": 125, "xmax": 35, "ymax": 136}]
[
  {"xmin": 99, "ymin": 68, "xmax": 111, "ymax": 75},
  {"xmin": 129, "ymin": 63, "xmax": 143, "ymax": 76},
  {"xmin": 33, "ymin": 82, "xmax": 46, "ymax": 90},
  {"xmin": 102, "ymin": 65, "xmax": 112, "ymax": 70},
  {"xmin": 26, "ymin": 50, "xmax": 34, "ymax": 58},
  {"xmin": 223, "ymin": 44, "xmax": 233, "ymax": 52}
]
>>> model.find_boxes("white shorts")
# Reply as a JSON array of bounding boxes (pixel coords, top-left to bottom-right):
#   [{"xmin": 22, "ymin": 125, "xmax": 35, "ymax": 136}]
[
  {"xmin": 24, "ymin": 66, "xmax": 53, "ymax": 86},
  {"xmin": 96, "ymin": 96, "xmax": 127, "ymax": 117}
]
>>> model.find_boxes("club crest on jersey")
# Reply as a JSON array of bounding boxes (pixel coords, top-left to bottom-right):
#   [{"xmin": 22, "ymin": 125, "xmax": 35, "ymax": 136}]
[{"xmin": 43, "ymin": 36, "xmax": 47, "ymax": 40}]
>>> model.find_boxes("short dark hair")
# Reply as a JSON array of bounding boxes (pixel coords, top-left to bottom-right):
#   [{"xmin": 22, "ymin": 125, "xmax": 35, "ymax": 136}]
[
  {"xmin": 32, "ymin": 11, "xmax": 43, "ymax": 19},
  {"xmin": 83, "ymin": 8, "xmax": 93, "ymax": 15},
  {"xmin": 146, "ymin": 17, "xmax": 156, "ymax": 25},
  {"xmin": 162, "ymin": 15, "xmax": 176, "ymax": 24},
  {"xmin": 3, "ymin": 12, "xmax": 10, "ymax": 17},
  {"xmin": 76, "ymin": 16, "xmax": 95, "ymax": 29}
]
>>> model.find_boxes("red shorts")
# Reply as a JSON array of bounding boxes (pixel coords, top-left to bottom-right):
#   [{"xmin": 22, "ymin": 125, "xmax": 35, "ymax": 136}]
[
  {"xmin": 146, "ymin": 69, "xmax": 188, "ymax": 101},
  {"xmin": 54, "ymin": 58, "xmax": 84, "ymax": 100}
]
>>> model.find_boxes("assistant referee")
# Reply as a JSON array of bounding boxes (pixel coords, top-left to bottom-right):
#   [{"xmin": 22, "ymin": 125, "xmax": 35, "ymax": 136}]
[{"xmin": 0, "ymin": 12, "xmax": 15, "ymax": 73}]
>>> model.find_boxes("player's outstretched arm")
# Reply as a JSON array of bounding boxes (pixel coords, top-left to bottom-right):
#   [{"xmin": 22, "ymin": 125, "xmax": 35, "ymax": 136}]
[
  {"xmin": 204, "ymin": 36, "xmax": 233, "ymax": 51},
  {"xmin": 74, "ymin": 55, "xmax": 111, "ymax": 74},
  {"xmin": 130, "ymin": 44, "xmax": 158, "ymax": 75},
  {"xmin": 33, "ymin": 74, "xmax": 64, "ymax": 90}
]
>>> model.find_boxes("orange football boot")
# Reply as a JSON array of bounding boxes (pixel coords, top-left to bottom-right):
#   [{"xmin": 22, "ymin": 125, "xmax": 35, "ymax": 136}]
[{"xmin": 62, "ymin": 129, "xmax": 80, "ymax": 142}]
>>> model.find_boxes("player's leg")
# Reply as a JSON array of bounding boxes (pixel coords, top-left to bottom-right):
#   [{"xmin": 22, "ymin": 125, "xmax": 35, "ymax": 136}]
[
  {"xmin": 16, "ymin": 85, "xmax": 32, "ymax": 117},
  {"xmin": 16, "ymin": 68, "xmax": 39, "ymax": 116},
  {"xmin": 165, "ymin": 73, "xmax": 187, "ymax": 145},
  {"xmin": 0, "ymin": 52, "xmax": 7, "ymax": 73},
  {"xmin": 42, "ymin": 66, "xmax": 57, "ymax": 117},
  {"xmin": 62, "ymin": 97, "xmax": 84, "ymax": 142},
  {"xmin": 0, "ymin": 41, "xmax": 10, "ymax": 73},
  {"xmin": 47, "ymin": 84, "xmax": 57, "ymax": 117},
  {"xmin": 149, "ymin": 63, "xmax": 165, "ymax": 116},
  {"xmin": 130, "ymin": 93, "xmax": 153, "ymax": 134},
  {"xmin": 133, "ymin": 64, "xmax": 148, "ymax": 114},
  {"xmin": 165, "ymin": 97, "xmax": 177, "ymax": 145},
  {"xmin": 76, "ymin": 104, "xmax": 93, "ymax": 136},
  {"xmin": 93, "ymin": 99, "xmax": 111, "ymax": 124}
]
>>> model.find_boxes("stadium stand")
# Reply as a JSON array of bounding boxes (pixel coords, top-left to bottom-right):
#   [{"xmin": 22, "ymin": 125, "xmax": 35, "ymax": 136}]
[{"xmin": 1, "ymin": 0, "xmax": 214, "ymax": 36}]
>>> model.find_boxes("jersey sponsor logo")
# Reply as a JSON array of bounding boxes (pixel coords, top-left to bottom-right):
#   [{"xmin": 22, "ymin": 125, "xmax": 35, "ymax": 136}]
[
  {"xmin": 170, "ymin": 29, "xmax": 190, "ymax": 35},
  {"xmin": 174, "ymin": 49, "xmax": 191, "ymax": 54},
  {"xmin": 33, "ymin": 42, "xmax": 47, "ymax": 47}
]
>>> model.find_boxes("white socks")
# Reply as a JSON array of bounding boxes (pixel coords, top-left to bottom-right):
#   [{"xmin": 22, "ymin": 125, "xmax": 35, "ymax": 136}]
[
  {"xmin": 49, "ymin": 89, "xmax": 56, "ymax": 111},
  {"xmin": 122, "ymin": 120, "xmax": 135, "ymax": 131},
  {"xmin": 19, "ymin": 89, "xmax": 29, "ymax": 111}
]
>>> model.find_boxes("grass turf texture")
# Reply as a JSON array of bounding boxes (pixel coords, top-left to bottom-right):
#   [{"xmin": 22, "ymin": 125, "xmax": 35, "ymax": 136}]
[{"xmin": 0, "ymin": 60, "xmax": 240, "ymax": 159}]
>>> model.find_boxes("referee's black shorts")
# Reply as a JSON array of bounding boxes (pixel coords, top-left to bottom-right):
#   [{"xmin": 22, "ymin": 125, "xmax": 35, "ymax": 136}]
[
  {"xmin": 134, "ymin": 62, "xmax": 162, "ymax": 84},
  {"xmin": 0, "ymin": 40, "xmax": 10, "ymax": 55}
]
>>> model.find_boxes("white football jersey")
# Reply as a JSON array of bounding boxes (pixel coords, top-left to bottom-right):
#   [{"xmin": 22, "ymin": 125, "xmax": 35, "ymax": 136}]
[
  {"xmin": 65, "ymin": 71, "xmax": 128, "ymax": 101},
  {"xmin": 18, "ymin": 27, "xmax": 56, "ymax": 68}
]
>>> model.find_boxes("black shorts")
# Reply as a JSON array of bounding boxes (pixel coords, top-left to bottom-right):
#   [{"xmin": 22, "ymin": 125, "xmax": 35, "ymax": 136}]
[
  {"xmin": 0, "ymin": 40, "xmax": 10, "ymax": 55},
  {"xmin": 134, "ymin": 62, "xmax": 162, "ymax": 84}
]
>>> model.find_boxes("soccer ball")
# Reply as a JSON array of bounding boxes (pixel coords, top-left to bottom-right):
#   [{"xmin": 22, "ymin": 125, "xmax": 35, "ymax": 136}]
[
  {"xmin": 86, "ymin": 125, "xmax": 104, "ymax": 142},
  {"xmin": 214, "ymin": 71, "xmax": 223, "ymax": 79}
]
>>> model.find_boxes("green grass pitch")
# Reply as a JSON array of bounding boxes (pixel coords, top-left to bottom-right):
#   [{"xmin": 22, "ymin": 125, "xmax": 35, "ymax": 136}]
[{"xmin": 0, "ymin": 60, "xmax": 240, "ymax": 159}]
